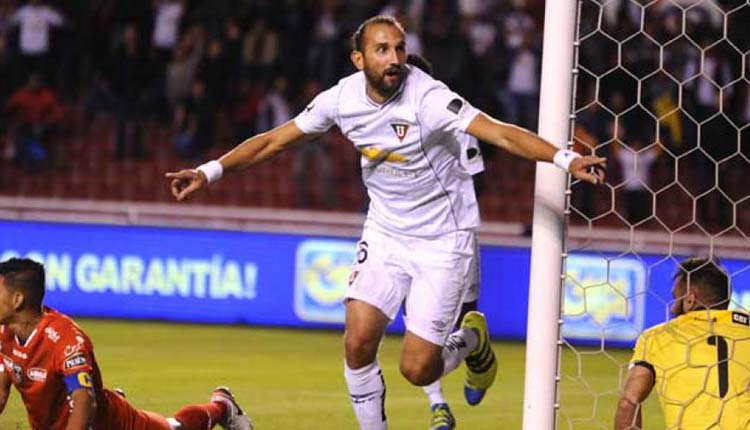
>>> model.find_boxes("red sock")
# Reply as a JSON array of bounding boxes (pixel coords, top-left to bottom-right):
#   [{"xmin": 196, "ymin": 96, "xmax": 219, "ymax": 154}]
[{"xmin": 173, "ymin": 402, "xmax": 228, "ymax": 430}]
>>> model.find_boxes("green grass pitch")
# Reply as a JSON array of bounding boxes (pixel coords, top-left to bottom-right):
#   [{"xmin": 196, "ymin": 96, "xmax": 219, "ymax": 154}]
[{"xmin": 0, "ymin": 320, "xmax": 662, "ymax": 429}]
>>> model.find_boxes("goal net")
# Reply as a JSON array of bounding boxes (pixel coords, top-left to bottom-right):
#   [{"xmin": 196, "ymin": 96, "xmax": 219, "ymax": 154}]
[{"xmin": 556, "ymin": 0, "xmax": 750, "ymax": 429}]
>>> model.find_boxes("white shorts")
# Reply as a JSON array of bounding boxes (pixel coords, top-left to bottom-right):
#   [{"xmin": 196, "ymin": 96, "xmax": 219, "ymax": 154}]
[
  {"xmin": 464, "ymin": 235, "xmax": 480, "ymax": 303},
  {"xmin": 345, "ymin": 226, "xmax": 478, "ymax": 345}
]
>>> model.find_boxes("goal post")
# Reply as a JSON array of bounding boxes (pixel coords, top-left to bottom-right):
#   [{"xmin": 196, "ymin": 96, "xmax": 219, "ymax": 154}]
[
  {"xmin": 522, "ymin": 1, "xmax": 578, "ymax": 430},
  {"xmin": 525, "ymin": 1, "xmax": 750, "ymax": 429}
]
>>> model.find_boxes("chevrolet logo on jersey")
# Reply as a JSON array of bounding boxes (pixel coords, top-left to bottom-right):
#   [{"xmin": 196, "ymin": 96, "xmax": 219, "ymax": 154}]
[
  {"xmin": 360, "ymin": 147, "xmax": 408, "ymax": 163},
  {"xmin": 390, "ymin": 123, "xmax": 410, "ymax": 141}
]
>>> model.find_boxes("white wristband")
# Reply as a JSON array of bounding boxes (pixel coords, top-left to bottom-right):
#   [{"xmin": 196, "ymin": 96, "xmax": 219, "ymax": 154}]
[
  {"xmin": 196, "ymin": 160, "xmax": 223, "ymax": 184},
  {"xmin": 553, "ymin": 149, "xmax": 581, "ymax": 171}
]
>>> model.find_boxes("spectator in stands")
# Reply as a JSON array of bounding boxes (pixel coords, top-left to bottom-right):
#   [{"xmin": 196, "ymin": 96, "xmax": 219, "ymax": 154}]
[
  {"xmin": 614, "ymin": 134, "xmax": 660, "ymax": 224},
  {"xmin": 110, "ymin": 23, "xmax": 149, "ymax": 159},
  {"xmin": 277, "ymin": 0, "xmax": 314, "ymax": 93},
  {"xmin": 151, "ymin": 0, "xmax": 184, "ymax": 61},
  {"xmin": 173, "ymin": 79, "xmax": 214, "ymax": 160},
  {"xmin": 8, "ymin": 0, "xmax": 64, "ymax": 87},
  {"xmin": 423, "ymin": 0, "xmax": 470, "ymax": 91},
  {"xmin": 255, "ymin": 77, "xmax": 291, "ymax": 133},
  {"xmin": 647, "ymin": 74, "xmax": 682, "ymax": 153},
  {"xmin": 4, "ymin": 73, "xmax": 65, "ymax": 168},
  {"xmin": 233, "ymin": 79, "xmax": 263, "ymax": 140},
  {"xmin": 498, "ymin": 30, "xmax": 540, "ymax": 131},
  {"xmin": 292, "ymin": 80, "xmax": 336, "ymax": 209},
  {"xmin": 307, "ymin": 0, "xmax": 343, "ymax": 87},
  {"xmin": 241, "ymin": 16, "xmax": 279, "ymax": 83},
  {"xmin": 221, "ymin": 17, "xmax": 244, "ymax": 94},
  {"xmin": 198, "ymin": 38, "xmax": 229, "ymax": 109},
  {"xmin": 0, "ymin": 20, "xmax": 12, "ymax": 103},
  {"xmin": 165, "ymin": 25, "xmax": 205, "ymax": 109}
]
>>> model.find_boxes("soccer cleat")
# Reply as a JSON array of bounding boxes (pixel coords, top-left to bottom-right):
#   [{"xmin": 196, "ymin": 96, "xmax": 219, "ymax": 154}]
[
  {"xmin": 211, "ymin": 386, "xmax": 254, "ymax": 430},
  {"xmin": 461, "ymin": 311, "xmax": 497, "ymax": 406},
  {"xmin": 429, "ymin": 403, "xmax": 456, "ymax": 430}
]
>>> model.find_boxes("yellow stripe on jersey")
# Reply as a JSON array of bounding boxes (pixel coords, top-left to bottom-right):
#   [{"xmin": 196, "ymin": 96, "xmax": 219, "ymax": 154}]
[
  {"xmin": 631, "ymin": 310, "xmax": 750, "ymax": 430},
  {"xmin": 360, "ymin": 147, "xmax": 408, "ymax": 163}
]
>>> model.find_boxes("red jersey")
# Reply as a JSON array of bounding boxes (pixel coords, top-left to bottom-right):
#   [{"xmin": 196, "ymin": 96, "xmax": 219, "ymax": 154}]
[{"xmin": 0, "ymin": 307, "xmax": 109, "ymax": 430}]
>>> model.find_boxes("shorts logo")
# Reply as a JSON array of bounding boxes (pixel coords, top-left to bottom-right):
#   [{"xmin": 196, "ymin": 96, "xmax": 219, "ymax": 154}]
[
  {"xmin": 63, "ymin": 354, "xmax": 88, "ymax": 371},
  {"xmin": 431, "ymin": 320, "xmax": 449, "ymax": 333},
  {"xmin": 733, "ymin": 312, "xmax": 749, "ymax": 326},
  {"xmin": 348, "ymin": 270, "xmax": 360, "ymax": 287},
  {"xmin": 27, "ymin": 368, "xmax": 47, "ymax": 382},
  {"xmin": 390, "ymin": 123, "xmax": 410, "ymax": 142}
]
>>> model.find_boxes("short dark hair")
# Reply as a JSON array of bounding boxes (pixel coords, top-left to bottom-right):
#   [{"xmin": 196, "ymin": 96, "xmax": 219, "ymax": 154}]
[
  {"xmin": 407, "ymin": 53, "xmax": 433, "ymax": 76},
  {"xmin": 673, "ymin": 257, "xmax": 730, "ymax": 309},
  {"xmin": 0, "ymin": 258, "xmax": 46, "ymax": 308},
  {"xmin": 351, "ymin": 15, "xmax": 405, "ymax": 52}
]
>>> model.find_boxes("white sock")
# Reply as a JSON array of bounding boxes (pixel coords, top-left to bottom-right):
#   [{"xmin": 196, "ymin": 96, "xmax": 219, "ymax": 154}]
[
  {"xmin": 345, "ymin": 361, "xmax": 387, "ymax": 430},
  {"xmin": 441, "ymin": 328, "xmax": 479, "ymax": 376},
  {"xmin": 423, "ymin": 379, "xmax": 447, "ymax": 406}
]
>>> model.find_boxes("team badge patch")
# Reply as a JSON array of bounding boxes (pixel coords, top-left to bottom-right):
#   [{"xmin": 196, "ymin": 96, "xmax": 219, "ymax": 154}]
[
  {"xmin": 12, "ymin": 363, "xmax": 23, "ymax": 383},
  {"xmin": 446, "ymin": 98, "xmax": 464, "ymax": 114},
  {"xmin": 390, "ymin": 123, "xmax": 410, "ymax": 141}
]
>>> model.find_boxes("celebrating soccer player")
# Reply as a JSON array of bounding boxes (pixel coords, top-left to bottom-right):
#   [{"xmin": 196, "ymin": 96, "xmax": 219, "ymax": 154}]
[
  {"xmin": 0, "ymin": 258, "xmax": 253, "ymax": 430},
  {"xmin": 166, "ymin": 15, "xmax": 606, "ymax": 430},
  {"xmin": 615, "ymin": 257, "xmax": 750, "ymax": 430}
]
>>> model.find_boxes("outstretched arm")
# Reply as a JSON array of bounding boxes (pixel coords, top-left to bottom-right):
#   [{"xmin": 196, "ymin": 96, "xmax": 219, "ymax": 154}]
[
  {"xmin": 466, "ymin": 113, "xmax": 606, "ymax": 184},
  {"xmin": 165, "ymin": 120, "xmax": 311, "ymax": 201},
  {"xmin": 614, "ymin": 364, "xmax": 654, "ymax": 430}
]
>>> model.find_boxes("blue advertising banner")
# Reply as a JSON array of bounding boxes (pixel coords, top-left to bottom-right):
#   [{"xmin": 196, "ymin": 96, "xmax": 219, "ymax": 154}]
[{"xmin": 1, "ymin": 220, "xmax": 748, "ymax": 346}]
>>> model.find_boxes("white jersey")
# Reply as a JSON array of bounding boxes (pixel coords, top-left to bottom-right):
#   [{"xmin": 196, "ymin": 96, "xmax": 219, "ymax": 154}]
[{"xmin": 294, "ymin": 66, "xmax": 481, "ymax": 237}]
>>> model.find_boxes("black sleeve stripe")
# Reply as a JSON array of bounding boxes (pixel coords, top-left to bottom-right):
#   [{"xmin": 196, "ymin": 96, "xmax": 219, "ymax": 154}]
[{"xmin": 633, "ymin": 360, "xmax": 655, "ymax": 378}]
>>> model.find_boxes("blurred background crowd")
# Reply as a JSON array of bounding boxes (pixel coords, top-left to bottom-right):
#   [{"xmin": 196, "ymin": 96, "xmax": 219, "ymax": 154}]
[{"xmin": 0, "ymin": 0, "xmax": 747, "ymax": 235}]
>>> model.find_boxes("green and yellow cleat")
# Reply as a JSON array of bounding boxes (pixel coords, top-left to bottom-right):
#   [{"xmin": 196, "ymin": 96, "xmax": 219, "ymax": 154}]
[
  {"xmin": 429, "ymin": 403, "xmax": 456, "ymax": 430},
  {"xmin": 461, "ymin": 311, "xmax": 497, "ymax": 406}
]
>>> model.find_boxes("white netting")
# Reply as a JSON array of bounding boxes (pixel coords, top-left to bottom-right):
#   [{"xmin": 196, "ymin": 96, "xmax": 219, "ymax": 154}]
[{"xmin": 559, "ymin": 0, "xmax": 750, "ymax": 429}]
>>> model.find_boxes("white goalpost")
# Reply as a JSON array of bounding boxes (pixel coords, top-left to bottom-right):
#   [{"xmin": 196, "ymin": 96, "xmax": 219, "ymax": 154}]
[
  {"xmin": 525, "ymin": 1, "xmax": 750, "ymax": 429},
  {"xmin": 522, "ymin": 1, "xmax": 578, "ymax": 429}
]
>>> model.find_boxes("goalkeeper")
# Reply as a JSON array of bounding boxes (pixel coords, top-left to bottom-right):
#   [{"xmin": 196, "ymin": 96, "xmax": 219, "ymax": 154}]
[{"xmin": 615, "ymin": 257, "xmax": 750, "ymax": 429}]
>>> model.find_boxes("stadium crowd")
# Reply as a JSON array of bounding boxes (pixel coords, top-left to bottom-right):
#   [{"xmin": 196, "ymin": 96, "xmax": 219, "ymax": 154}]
[{"xmin": 0, "ymin": 0, "xmax": 747, "ymax": 231}]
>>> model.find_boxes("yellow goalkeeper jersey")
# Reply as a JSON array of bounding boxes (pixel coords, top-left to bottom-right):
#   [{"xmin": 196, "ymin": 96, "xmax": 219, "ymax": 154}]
[{"xmin": 631, "ymin": 310, "xmax": 750, "ymax": 429}]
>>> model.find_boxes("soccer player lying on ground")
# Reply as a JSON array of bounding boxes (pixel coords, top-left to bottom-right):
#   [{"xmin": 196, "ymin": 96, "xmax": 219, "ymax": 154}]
[
  {"xmin": 166, "ymin": 15, "xmax": 606, "ymax": 430},
  {"xmin": 0, "ymin": 258, "xmax": 253, "ymax": 430},
  {"xmin": 615, "ymin": 257, "xmax": 750, "ymax": 430},
  {"xmin": 406, "ymin": 52, "xmax": 483, "ymax": 430}
]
